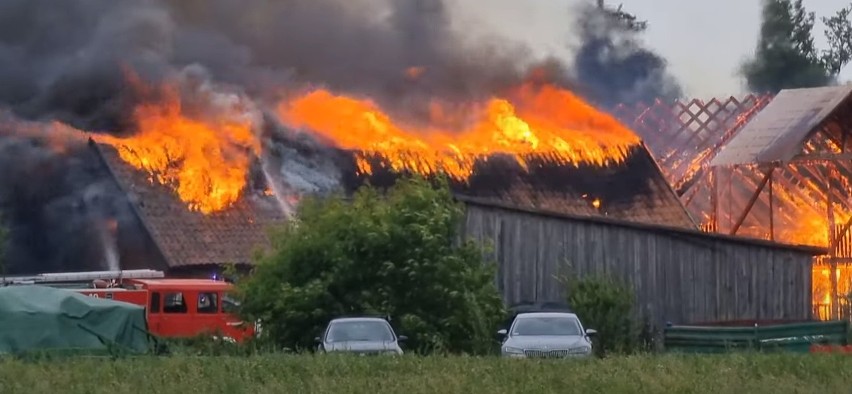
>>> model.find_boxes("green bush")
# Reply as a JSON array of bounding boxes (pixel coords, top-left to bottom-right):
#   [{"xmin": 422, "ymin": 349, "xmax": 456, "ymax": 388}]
[
  {"xmin": 235, "ymin": 176, "xmax": 505, "ymax": 355},
  {"xmin": 566, "ymin": 274, "xmax": 641, "ymax": 356}
]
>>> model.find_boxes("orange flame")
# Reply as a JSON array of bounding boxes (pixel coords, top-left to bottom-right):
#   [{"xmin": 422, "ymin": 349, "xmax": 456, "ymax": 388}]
[
  {"xmin": 96, "ymin": 81, "xmax": 260, "ymax": 214},
  {"xmin": 277, "ymin": 84, "xmax": 640, "ymax": 180}
]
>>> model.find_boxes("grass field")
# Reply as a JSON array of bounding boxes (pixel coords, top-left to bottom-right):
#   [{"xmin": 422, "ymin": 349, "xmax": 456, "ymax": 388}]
[{"xmin": 2, "ymin": 353, "xmax": 852, "ymax": 394}]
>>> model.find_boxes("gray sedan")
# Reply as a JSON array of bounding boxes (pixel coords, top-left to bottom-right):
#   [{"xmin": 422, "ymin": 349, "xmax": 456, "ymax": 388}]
[
  {"xmin": 316, "ymin": 317, "xmax": 406, "ymax": 355},
  {"xmin": 498, "ymin": 312, "xmax": 596, "ymax": 358}
]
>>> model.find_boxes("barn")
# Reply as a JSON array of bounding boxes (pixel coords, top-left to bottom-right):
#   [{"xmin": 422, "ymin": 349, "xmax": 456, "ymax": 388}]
[
  {"xmin": 67, "ymin": 129, "xmax": 823, "ymax": 331},
  {"xmin": 616, "ymin": 86, "xmax": 852, "ymax": 321}
]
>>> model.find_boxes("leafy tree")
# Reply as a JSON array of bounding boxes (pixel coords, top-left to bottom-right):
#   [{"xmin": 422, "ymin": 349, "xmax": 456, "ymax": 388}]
[
  {"xmin": 822, "ymin": 6, "xmax": 852, "ymax": 75},
  {"xmin": 235, "ymin": 176, "xmax": 505, "ymax": 354},
  {"xmin": 742, "ymin": 0, "xmax": 852, "ymax": 93}
]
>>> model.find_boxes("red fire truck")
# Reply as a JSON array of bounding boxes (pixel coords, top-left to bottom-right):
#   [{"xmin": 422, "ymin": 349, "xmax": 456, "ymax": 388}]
[{"xmin": 1, "ymin": 269, "xmax": 256, "ymax": 343}]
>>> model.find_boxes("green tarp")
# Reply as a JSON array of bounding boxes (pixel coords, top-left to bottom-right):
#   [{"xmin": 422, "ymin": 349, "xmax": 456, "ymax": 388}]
[{"xmin": 0, "ymin": 285, "xmax": 150, "ymax": 356}]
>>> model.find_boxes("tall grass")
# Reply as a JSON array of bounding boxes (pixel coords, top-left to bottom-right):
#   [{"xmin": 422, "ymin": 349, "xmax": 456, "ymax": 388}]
[{"xmin": 1, "ymin": 353, "xmax": 851, "ymax": 394}]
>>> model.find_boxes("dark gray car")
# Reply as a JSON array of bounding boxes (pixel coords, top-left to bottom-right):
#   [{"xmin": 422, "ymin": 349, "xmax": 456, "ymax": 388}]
[
  {"xmin": 498, "ymin": 312, "xmax": 596, "ymax": 358},
  {"xmin": 316, "ymin": 317, "xmax": 406, "ymax": 355}
]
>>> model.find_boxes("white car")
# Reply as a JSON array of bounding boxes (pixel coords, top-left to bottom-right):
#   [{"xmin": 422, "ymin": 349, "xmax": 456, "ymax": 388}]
[{"xmin": 498, "ymin": 312, "xmax": 596, "ymax": 358}]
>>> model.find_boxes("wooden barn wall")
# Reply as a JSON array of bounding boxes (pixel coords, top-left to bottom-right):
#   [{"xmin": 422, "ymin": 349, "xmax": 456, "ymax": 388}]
[{"xmin": 462, "ymin": 204, "xmax": 814, "ymax": 327}]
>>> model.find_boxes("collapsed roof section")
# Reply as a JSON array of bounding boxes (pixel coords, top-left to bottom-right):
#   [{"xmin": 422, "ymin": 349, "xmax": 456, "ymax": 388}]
[{"xmin": 337, "ymin": 144, "xmax": 698, "ymax": 229}]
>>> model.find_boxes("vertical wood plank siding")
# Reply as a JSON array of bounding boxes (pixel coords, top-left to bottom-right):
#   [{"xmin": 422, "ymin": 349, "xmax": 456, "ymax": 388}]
[{"xmin": 462, "ymin": 204, "xmax": 815, "ymax": 328}]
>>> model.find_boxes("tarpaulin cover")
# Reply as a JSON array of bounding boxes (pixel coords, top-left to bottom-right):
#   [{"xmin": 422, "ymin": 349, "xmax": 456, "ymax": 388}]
[{"xmin": 0, "ymin": 285, "xmax": 150, "ymax": 355}]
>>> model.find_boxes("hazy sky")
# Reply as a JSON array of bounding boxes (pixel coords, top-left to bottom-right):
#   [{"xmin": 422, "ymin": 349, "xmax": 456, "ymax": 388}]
[{"xmin": 451, "ymin": 0, "xmax": 852, "ymax": 99}]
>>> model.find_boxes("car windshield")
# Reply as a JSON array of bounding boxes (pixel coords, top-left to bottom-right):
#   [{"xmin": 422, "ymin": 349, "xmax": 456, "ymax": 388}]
[
  {"xmin": 511, "ymin": 316, "xmax": 582, "ymax": 336},
  {"xmin": 326, "ymin": 321, "xmax": 395, "ymax": 342}
]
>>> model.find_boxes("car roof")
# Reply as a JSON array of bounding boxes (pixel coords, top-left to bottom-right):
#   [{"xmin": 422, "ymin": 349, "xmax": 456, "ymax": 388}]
[
  {"xmin": 329, "ymin": 317, "xmax": 390, "ymax": 323},
  {"xmin": 514, "ymin": 312, "xmax": 579, "ymax": 319}
]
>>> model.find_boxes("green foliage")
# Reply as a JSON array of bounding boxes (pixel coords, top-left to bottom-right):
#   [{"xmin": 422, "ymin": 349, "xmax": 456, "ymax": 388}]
[
  {"xmin": 5, "ymin": 354, "xmax": 852, "ymax": 394},
  {"xmin": 742, "ymin": 0, "xmax": 852, "ymax": 93},
  {"xmin": 566, "ymin": 274, "xmax": 640, "ymax": 356},
  {"xmin": 822, "ymin": 6, "xmax": 852, "ymax": 75},
  {"xmin": 236, "ymin": 176, "xmax": 505, "ymax": 355}
]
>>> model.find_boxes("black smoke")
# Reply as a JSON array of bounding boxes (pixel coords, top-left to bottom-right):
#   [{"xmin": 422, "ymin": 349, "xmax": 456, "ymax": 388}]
[
  {"xmin": 0, "ymin": 117, "xmax": 156, "ymax": 275},
  {"xmin": 0, "ymin": 0, "xmax": 683, "ymax": 274},
  {"xmin": 570, "ymin": 2, "xmax": 683, "ymax": 109}
]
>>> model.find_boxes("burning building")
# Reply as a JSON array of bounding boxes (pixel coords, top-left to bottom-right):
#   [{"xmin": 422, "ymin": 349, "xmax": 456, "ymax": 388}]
[
  {"xmin": 619, "ymin": 85, "xmax": 852, "ymax": 321},
  {"xmin": 0, "ymin": 0, "xmax": 827, "ymax": 330},
  {"xmin": 1, "ymin": 76, "xmax": 823, "ymax": 331}
]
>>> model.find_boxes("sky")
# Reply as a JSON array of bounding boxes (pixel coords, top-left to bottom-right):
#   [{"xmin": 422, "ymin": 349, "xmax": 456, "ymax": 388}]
[{"xmin": 450, "ymin": 0, "xmax": 852, "ymax": 99}]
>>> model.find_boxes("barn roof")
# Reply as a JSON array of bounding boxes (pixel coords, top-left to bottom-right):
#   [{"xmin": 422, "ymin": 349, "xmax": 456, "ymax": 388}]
[
  {"xmin": 341, "ymin": 144, "xmax": 698, "ymax": 229},
  {"xmin": 711, "ymin": 85, "xmax": 852, "ymax": 166},
  {"xmin": 92, "ymin": 136, "xmax": 697, "ymax": 270},
  {"xmin": 91, "ymin": 141, "xmax": 286, "ymax": 269}
]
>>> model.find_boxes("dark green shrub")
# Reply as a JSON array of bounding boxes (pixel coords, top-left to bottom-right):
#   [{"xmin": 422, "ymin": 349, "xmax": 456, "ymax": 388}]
[{"xmin": 566, "ymin": 274, "xmax": 640, "ymax": 356}]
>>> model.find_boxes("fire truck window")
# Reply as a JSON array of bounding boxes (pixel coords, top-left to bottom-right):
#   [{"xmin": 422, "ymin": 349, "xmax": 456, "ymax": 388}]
[
  {"xmin": 163, "ymin": 292, "xmax": 187, "ymax": 314},
  {"xmin": 197, "ymin": 292, "xmax": 218, "ymax": 314},
  {"xmin": 150, "ymin": 292, "xmax": 161, "ymax": 313},
  {"xmin": 223, "ymin": 293, "xmax": 241, "ymax": 314}
]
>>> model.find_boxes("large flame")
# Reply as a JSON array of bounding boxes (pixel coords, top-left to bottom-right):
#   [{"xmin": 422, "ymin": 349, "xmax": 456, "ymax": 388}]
[
  {"xmin": 277, "ymin": 84, "xmax": 641, "ymax": 180},
  {"xmin": 96, "ymin": 81, "xmax": 260, "ymax": 214}
]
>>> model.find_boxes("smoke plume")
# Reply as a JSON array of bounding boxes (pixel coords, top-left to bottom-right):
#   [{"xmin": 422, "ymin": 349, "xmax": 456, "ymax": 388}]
[
  {"xmin": 0, "ymin": 0, "xmax": 683, "ymax": 274},
  {"xmin": 570, "ymin": 2, "xmax": 683, "ymax": 108}
]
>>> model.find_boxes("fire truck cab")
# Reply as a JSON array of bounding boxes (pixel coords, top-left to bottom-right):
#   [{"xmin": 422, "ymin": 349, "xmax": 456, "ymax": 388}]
[{"xmin": 1, "ymin": 269, "xmax": 255, "ymax": 342}]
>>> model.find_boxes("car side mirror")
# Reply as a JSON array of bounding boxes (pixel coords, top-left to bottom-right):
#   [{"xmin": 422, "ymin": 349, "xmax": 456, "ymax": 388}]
[
  {"xmin": 497, "ymin": 329, "xmax": 508, "ymax": 337},
  {"xmin": 585, "ymin": 329, "xmax": 598, "ymax": 336},
  {"xmin": 398, "ymin": 335, "xmax": 408, "ymax": 342},
  {"xmin": 314, "ymin": 336, "xmax": 322, "ymax": 343}
]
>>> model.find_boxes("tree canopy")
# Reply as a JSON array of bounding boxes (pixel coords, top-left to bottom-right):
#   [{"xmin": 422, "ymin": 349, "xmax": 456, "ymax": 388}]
[
  {"xmin": 741, "ymin": 0, "xmax": 852, "ymax": 93},
  {"xmin": 235, "ymin": 176, "xmax": 505, "ymax": 354}
]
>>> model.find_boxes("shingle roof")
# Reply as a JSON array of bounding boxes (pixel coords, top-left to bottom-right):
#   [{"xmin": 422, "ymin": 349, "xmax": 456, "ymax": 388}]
[
  {"xmin": 340, "ymin": 145, "xmax": 697, "ymax": 229},
  {"xmin": 92, "ymin": 141, "xmax": 286, "ymax": 268}
]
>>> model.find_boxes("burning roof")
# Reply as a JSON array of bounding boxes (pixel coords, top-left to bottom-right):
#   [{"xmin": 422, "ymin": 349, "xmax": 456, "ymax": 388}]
[
  {"xmin": 72, "ymin": 81, "xmax": 695, "ymax": 273},
  {"xmin": 275, "ymin": 84, "xmax": 696, "ymax": 229},
  {"xmin": 334, "ymin": 147, "xmax": 695, "ymax": 228},
  {"xmin": 92, "ymin": 142, "xmax": 285, "ymax": 269}
]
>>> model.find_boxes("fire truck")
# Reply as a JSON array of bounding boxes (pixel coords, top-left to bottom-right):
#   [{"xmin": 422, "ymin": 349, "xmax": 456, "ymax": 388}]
[{"xmin": 1, "ymin": 269, "xmax": 256, "ymax": 343}]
